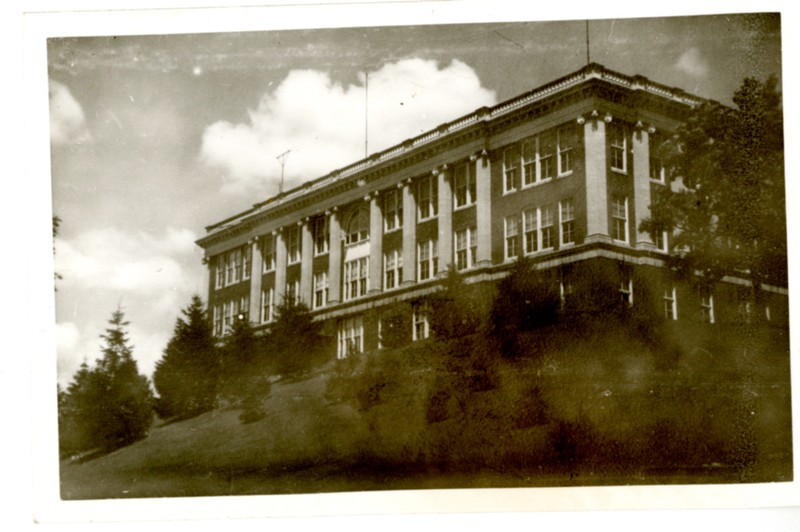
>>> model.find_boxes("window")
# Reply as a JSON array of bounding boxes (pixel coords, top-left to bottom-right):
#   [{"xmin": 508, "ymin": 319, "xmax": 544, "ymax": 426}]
[
  {"xmin": 654, "ymin": 231, "xmax": 668, "ymax": 252},
  {"xmin": 213, "ymin": 305, "xmax": 223, "ymax": 336},
  {"xmin": 215, "ymin": 256, "xmax": 225, "ymax": 289},
  {"xmin": 612, "ymin": 196, "xmax": 629, "ymax": 243},
  {"xmin": 286, "ymin": 226, "xmax": 301, "ymax": 264},
  {"xmin": 242, "ymin": 246, "xmax": 251, "ymax": 281},
  {"xmin": 238, "ymin": 295, "xmax": 250, "ymax": 323},
  {"xmin": 557, "ymin": 125, "xmax": 575, "ymax": 176},
  {"xmin": 262, "ymin": 235, "xmax": 275, "ymax": 273},
  {"xmin": 539, "ymin": 131, "xmax": 556, "ymax": 181},
  {"xmin": 505, "ymin": 215, "xmax": 519, "ymax": 260},
  {"xmin": 620, "ymin": 279, "xmax": 633, "ymax": 307},
  {"xmin": 346, "ymin": 208, "xmax": 369, "ymax": 245},
  {"xmin": 313, "ymin": 216, "xmax": 329, "ymax": 255},
  {"xmin": 522, "ymin": 138, "xmax": 537, "ymax": 187},
  {"xmin": 503, "ymin": 144, "xmax": 520, "ymax": 193},
  {"xmin": 384, "ymin": 249, "xmax": 403, "ymax": 290},
  {"xmin": 313, "ymin": 271, "xmax": 328, "ymax": 309},
  {"xmin": 523, "ymin": 209, "xmax": 538, "ymax": 254},
  {"xmin": 609, "ymin": 123, "xmax": 627, "ymax": 173},
  {"xmin": 663, "ymin": 286, "xmax": 677, "ymax": 320},
  {"xmin": 418, "ymin": 239, "xmax": 438, "ymax": 281},
  {"xmin": 737, "ymin": 289, "xmax": 753, "ymax": 323},
  {"xmin": 285, "ymin": 279, "xmax": 300, "ymax": 304},
  {"xmin": 260, "ymin": 287, "xmax": 275, "ymax": 324},
  {"xmin": 417, "ymin": 175, "xmax": 438, "ymax": 220},
  {"xmin": 540, "ymin": 205, "xmax": 554, "ymax": 250},
  {"xmin": 412, "ymin": 302, "xmax": 430, "ymax": 341},
  {"xmin": 344, "ymin": 257, "xmax": 369, "ymax": 301},
  {"xmin": 455, "ymin": 226, "xmax": 477, "ymax": 271},
  {"xmin": 454, "ymin": 162, "xmax": 476, "ymax": 208},
  {"xmin": 223, "ymin": 300, "xmax": 234, "ymax": 332},
  {"xmin": 559, "ymin": 198, "xmax": 575, "ymax": 246},
  {"xmin": 337, "ymin": 316, "xmax": 363, "ymax": 359},
  {"xmin": 649, "ymin": 133, "xmax": 665, "ymax": 183},
  {"xmin": 699, "ymin": 286, "xmax": 714, "ymax": 324},
  {"xmin": 559, "ymin": 278, "xmax": 574, "ymax": 309},
  {"xmin": 384, "ymin": 188, "xmax": 403, "ymax": 232}
]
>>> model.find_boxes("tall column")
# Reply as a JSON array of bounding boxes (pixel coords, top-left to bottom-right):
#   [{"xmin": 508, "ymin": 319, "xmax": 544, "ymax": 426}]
[
  {"xmin": 274, "ymin": 229, "xmax": 287, "ymax": 306},
  {"xmin": 475, "ymin": 152, "xmax": 492, "ymax": 266},
  {"xmin": 583, "ymin": 114, "xmax": 611, "ymax": 243},
  {"xmin": 437, "ymin": 166, "xmax": 453, "ymax": 275},
  {"xmin": 632, "ymin": 124, "xmax": 655, "ymax": 250},
  {"xmin": 368, "ymin": 193, "xmax": 383, "ymax": 294},
  {"xmin": 248, "ymin": 237, "xmax": 262, "ymax": 323},
  {"xmin": 300, "ymin": 219, "xmax": 313, "ymax": 306},
  {"xmin": 401, "ymin": 180, "xmax": 417, "ymax": 285},
  {"xmin": 328, "ymin": 209, "xmax": 342, "ymax": 305}
]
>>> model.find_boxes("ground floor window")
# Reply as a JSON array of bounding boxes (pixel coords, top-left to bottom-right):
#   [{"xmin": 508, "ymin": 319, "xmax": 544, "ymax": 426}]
[
  {"xmin": 313, "ymin": 271, "xmax": 328, "ymax": 309},
  {"xmin": 699, "ymin": 286, "xmax": 715, "ymax": 324},
  {"xmin": 619, "ymin": 278, "xmax": 633, "ymax": 307},
  {"xmin": 261, "ymin": 287, "xmax": 274, "ymax": 324},
  {"xmin": 337, "ymin": 316, "xmax": 363, "ymax": 359},
  {"xmin": 663, "ymin": 286, "xmax": 677, "ymax": 320},
  {"xmin": 412, "ymin": 301, "xmax": 430, "ymax": 341}
]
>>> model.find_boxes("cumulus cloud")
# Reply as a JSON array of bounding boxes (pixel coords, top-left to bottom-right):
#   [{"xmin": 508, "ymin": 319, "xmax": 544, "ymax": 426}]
[
  {"xmin": 55, "ymin": 226, "xmax": 198, "ymax": 294},
  {"xmin": 200, "ymin": 58, "xmax": 496, "ymax": 194},
  {"xmin": 49, "ymin": 80, "xmax": 92, "ymax": 145},
  {"xmin": 675, "ymin": 47, "xmax": 709, "ymax": 78}
]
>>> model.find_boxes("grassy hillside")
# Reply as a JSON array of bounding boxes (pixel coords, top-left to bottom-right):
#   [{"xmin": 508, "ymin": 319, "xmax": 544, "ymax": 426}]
[{"xmin": 60, "ymin": 320, "xmax": 792, "ymax": 499}]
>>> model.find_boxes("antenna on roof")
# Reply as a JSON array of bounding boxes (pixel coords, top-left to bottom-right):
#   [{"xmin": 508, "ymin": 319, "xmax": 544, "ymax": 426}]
[
  {"xmin": 364, "ymin": 71, "xmax": 369, "ymax": 158},
  {"xmin": 585, "ymin": 20, "xmax": 591, "ymax": 64},
  {"xmin": 276, "ymin": 149, "xmax": 291, "ymax": 195}
]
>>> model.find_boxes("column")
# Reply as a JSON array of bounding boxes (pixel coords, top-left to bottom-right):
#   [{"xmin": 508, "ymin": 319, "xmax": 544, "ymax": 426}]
[
  {"xmin": 437, "ymin": 167, "xmax": 453, "ymax": 275},
  {"xmin": 401, "ymin": 180, "xmax": 417, "ymax": 285},
  {"xmin": 475, "ymin": 152, "xmax": 492, "ymax": 266},
  {"xmin": 368, "ymin": 193, "xmax": 383, "ymax": 294},
  {"xmin": 328, "ymin": 209, "xmax": 342, "ymax": 305},
  {"xmin": 274, "ymin": 229, "xmax": 287, "ymax": 306},
  {"xmin": 248, "ymin": 237, "xmax": 262, "ymax": 323},
  {"xmin": 632, "ymin": 125, "xmax": 655, "ymax": 250},
  {"xmin": 584, "ymin": 115, "xmax": 611, "ymax": 243},
  {"xmin": 300, "ymin": 219, "xmax": 313, "ymax": 306}
]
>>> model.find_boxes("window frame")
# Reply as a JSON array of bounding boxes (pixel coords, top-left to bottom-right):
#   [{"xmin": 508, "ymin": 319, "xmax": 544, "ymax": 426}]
[
  {"xmin": 313, "ymin": 216, "xmax": 329, "ymax": 256},
  {"xmin": 383, "ymin": 249, "xmax": 403, "ymax": 290},
  {"xmin": 503, "ymin": 144, "xmax": 520, "ymax": 194},
  {"xmin": 343, "ymin": 256, "xmax": 369, "ymax": 301},
  {"xmin": 286, "ymin": 226, "xmax": 301, "ymax": 264},
  {"xmin": 504, "ymin": 215, "xmax": 520, "ymax": 261},
  {"xmin": 383, "ymin": 188, "xmax": 403, "ymax": 233},
  {"xmin": 417, "ymin": 239, "xmax": 438, "ymax": 281},
  {"xmin": 337, "ymin": 316, "xmax": 364, "ymax": 359},
  {"xmin": 453, "ymin": 162, "xmax": 476, "ymax": 209},
  {"xmin": 345, "ymin": 208, "xmax": 370, "ymax": 246},
  {"xmin": 454, "ymin": 226, "xmax": 477, "ymax": 271},
  {"xmin": 261, "ymin": 287, "xmax": 275, "ymax": 324},
  {"xmin": 559, "ymin": 198, "xmax": 575, "ymax": 246},
  {"xmin": 262, "ymin": 235, "xmax": 276, "ymax": 273},
  {"xmin": 412, "ymin": 302, "xmax": 431, "ymax": 341},
  {"xmin": 609, "ymin": 123, "xmax": 628, "ymax": 174},
  {"xmin": 611, "ymin": 195, "xmax": 629, "ymax": 243},
  {"xmin": 663, "ymin": 286, "xmax": 678, "ymax": 320},
  {"xmin": 417, "ymin": 175, "xmax": 439, "ymax": 221},
  {"xmin": 557, "ymin": 125, "xmax": 575, "ymax": 177}
]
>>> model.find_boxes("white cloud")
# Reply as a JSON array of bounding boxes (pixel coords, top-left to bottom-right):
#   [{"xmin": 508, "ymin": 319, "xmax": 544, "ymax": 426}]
[
  {"xmin": 675, "ymin": 47, "xmax": 709, "ymax": 78},
  {"xmin": 200, "ymin": 58, "xmax": 496, "ymax": 195},
  {"xmin": 55, "ymin": 226, "xmax": 198, "ymax": 294},
  {"xmin": 49, "ymin": 80, "xmax": 92, "ymax": 145}
]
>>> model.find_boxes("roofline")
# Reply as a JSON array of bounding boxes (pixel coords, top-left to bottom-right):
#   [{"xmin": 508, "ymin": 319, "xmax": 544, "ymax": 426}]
[{"xmin": 198, "ymin": 62, "xmax": 706, "ymax": 248}]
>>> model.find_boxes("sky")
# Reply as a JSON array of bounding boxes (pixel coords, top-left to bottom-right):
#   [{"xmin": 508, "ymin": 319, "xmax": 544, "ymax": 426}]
[{"xmin": 45, "ymin": 6, "xmax": 784, "ymax": 387}]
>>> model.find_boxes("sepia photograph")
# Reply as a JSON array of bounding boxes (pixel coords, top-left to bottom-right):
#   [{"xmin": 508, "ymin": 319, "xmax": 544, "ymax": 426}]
[{"xmin": 20, "ymin": 0, "xmax": 797, "ymax": 524}]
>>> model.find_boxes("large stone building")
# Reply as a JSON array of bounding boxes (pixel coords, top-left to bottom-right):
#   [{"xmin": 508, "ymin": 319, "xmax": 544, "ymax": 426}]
[{"xmin": 196, "ymin": 62, "xmax": 788, "ymax": 358}]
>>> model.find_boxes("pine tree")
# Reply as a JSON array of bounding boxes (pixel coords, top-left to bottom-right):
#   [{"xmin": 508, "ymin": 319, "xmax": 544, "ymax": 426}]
[
  {"xmin": 152, "ymin": 295, "xmax": 220, "ymax": 419},
  {"xmin": 59, "ymin": 309, "xmax": 153, "ymax": 453},
  {"xmin": 268, "ymin": 297, "xmax": 328, "ymax": 379}
]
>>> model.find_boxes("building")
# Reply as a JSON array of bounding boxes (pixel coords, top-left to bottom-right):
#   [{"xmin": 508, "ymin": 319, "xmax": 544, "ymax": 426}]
[{"xmin": 196, "ymin": 62, "xmax": 788, "ymax": 359}]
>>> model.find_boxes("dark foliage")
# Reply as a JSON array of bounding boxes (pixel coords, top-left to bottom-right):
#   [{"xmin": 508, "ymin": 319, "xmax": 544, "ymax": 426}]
[
  {"xmin": 59, "ymin": 309, "xmax": 153, "ymax": 455},
  {"xmin": 427, "ymin": 266, "xmax": 485, "ymax": 339},
  {"xmin": 152, "ymin": 295, "xmax": 220, "ymax": 419},
  {"xmin": 268, "ymin": 297, "xmax": 330, "ymax": 378},
  {"xmin": 218, "ymin": 317, "xmax": 264, "ymax": 405}
]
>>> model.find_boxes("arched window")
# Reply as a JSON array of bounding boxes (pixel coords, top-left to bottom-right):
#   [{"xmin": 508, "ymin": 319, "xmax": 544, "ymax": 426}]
[{"xmin": 346, "ymin": 208, "xmax": 369, "ymax": 245}]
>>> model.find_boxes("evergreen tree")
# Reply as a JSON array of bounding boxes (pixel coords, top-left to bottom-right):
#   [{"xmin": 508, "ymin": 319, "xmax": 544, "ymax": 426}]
[
  {"xmin": 218, "ymin": 316, "xmax": 264, "ymax": 404},
  {"xmin": 152, "ymin": 295, "xmax": 220, "ymax": 419},
  {"xmin": 427, "ymin": 266, "xmax": 484, "ymax": 339},
  {"xmin": 268, "ymin": 297, "xmax": 329, "ymax": 378},
  {"xmin": 59, "ymin": 309, "xmax": 153, "ymax": 453},
  {"xmin": 641, "ymin": 76, "xmax": 786, "ymax": 305}
]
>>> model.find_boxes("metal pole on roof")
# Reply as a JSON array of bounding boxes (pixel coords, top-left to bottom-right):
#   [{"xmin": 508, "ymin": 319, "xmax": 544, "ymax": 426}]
[
  {"xmin": 276, "ymin": 149, "xmax": 291, "ymax": 195},
  {"xmin": 365, "ymin": 70, "xmax": 369, "ymax": 158},
  {"xmin": 585, "ymin": 20, "xmax": 591, "ymax": 64}
]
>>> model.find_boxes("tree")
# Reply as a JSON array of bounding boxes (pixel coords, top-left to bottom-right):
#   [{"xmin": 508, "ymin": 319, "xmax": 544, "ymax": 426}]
[
  {"xmin": 59, "ymin": 309, "xmax": 153, "ymax": 453},
  {"xmin": 268, "ymin": 297, "xmax": 329, "ymax": 378},
  {"xmin": 218, "ymin": 316, "xmax": 263, "ymax": 404},
  {"xmin": 152, "ymin": 295, "xmax": 220, "ymax": 419},
  {"xmin": 641, "ymin": 76, "xmax": 786, "ymax": 305},
  {"xmin": 427, "ymin": 266, "xmax": 484, "ymax": 339}
]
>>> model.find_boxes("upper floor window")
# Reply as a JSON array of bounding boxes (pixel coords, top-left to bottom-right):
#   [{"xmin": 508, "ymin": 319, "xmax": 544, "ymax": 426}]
[
  {"xmin": 654, "ymin": 230, "xmax": 668, "ymax": 253},
  {"xmin": 344, "ymin": 257, "xmax": 369, "ymax": 301},
  {"xmin": 215, "ymin": 256, "xmax": 225, "ymax": 289},
  {"xmin": 262, "ymin": 235, "xmax": 275, "ymax": 273},
  {"xmin": 557, "ymin": 125, "xmax": 575, "ymax": 175},
  {"xmin": 503, "ymin": 144, "xmax": 520, "ymax": 193},
  {"xmin": 609, "ymin": 123, "xmax": 628, "ymax": 174},
  {"xmin": 539, "ymin": 131, "xmax": 556, "ymax": 181},
  {"xmin": 649, "ymin": 133, "xmax": 666, "ymax": 183},
  {"xmin": 559, "ymin": 198, "xmax": 575, "ymax": 246},
  {"xmin": 418, "ymin": 239, "xmax": 438, "ymax": 281},
  {"xmin": 455, "ymin": 226, "xmax": 477, "ymax": 271},
  {"xmin": 346, "ymin": 208, "xmax": 369, "ymax": 245},
  {"xmin": 453, "ymin": 161, "xmax": 476, "ymax": 209},
  {"xmin": 213, "ymin": 305, "xmax": 223, "ymax": 337},
  {"xmin": 384, "ymin": 188, "xmax": 403, "ymax": 232},
  {"xmin": 215, "ymin": 245, "xmax": 250, "ymax": 289},
  {"xmin": 286, "ymin": 226, "xmax": 301, "ymax": 264},
  {"xmin": 384, "ymin": 249, "xmax": 403, "ymax": 290},
  {"xmin": 226, "ymin": 248, "xmax": 241, "ymax": 285},
  {"xmin": 242, "ymin": 245, "xmax": 251, "ymax": 281},
  {"xmin": 313, "ymin": 271, "xmax": 328, "ymax": 309},
  {"xmin": 313, "ymin": 216, "xmax": 329, "ymax": 256},
  {"xmin": 417, "ymin": 175, "xmax": 438, "ymax": 221},
  {"xmin": 522, "ymin": 138, "xmax": 537, "ymax": 187},
  {"xmin": 611, "ymin": 196, "xmax": 629, "ymax": 243},
  {"xmin": 504, "ymin": 215, "xmax": 519, "ymax": 260},
  {"xmin": 285, "ymin": 279, "xmax": 301, "ymax": 304}
]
